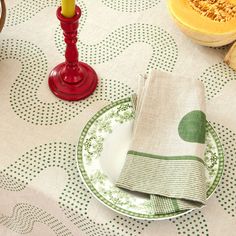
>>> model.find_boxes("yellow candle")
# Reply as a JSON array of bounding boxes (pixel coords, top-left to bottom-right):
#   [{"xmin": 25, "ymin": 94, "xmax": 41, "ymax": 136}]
[{"xmin": 61, "ymin": 0, "xmax": 75, "ymax": 18}]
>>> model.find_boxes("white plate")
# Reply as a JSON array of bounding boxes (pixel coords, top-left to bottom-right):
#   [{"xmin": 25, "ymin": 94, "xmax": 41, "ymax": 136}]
[{"xmin": 77, "ymin": 98, "xmax": 224, "ymax": 220}]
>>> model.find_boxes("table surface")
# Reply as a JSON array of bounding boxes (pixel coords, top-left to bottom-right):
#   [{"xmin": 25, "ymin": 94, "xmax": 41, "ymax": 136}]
[{"xmin": 0, "ymin": 0, "xmax": 235, "ymax": 235}]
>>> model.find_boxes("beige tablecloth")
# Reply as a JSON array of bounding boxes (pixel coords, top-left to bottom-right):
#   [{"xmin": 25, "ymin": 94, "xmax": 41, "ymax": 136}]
[{"xmin": 0, "ymin": 0, "xmax": 235, "ymax": 235}]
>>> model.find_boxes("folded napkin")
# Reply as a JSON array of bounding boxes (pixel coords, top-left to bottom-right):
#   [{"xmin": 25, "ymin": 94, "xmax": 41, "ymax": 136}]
[{"xmin": 116, "ymin": 70, "xmax": 207, "ymax": 214}]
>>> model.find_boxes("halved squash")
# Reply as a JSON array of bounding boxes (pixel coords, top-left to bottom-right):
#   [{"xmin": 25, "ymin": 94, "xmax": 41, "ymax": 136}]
[{"xmin": 168, "ymin": 0, "xmax": 236, "ymax": 47}]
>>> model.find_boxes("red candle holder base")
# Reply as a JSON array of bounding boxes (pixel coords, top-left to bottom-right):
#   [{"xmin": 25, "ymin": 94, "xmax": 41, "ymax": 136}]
[{"xmin": 48, "ymin": 62, "xmax": 98, "ymax": 101}]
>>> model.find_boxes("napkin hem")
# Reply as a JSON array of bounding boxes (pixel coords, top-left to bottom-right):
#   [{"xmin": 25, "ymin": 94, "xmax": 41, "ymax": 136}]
[
  {"xmin": 116, "ymin": 154, "xmax": 206, "ymax": 204},
  {"xmin": 127, "ymin": 150, "xmax": 205, "ymax": 164}
]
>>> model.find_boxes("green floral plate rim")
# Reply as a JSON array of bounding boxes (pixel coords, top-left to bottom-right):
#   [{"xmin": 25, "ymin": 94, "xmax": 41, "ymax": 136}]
[{"xmin": 76, "ymin": 97, "xmax": 224, "ymax": 220}]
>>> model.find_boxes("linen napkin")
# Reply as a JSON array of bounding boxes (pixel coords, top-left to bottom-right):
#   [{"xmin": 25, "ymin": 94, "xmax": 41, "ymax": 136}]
[{"xmin": 116, "ymin": 70, "xmax": 207, "ymax": 214}]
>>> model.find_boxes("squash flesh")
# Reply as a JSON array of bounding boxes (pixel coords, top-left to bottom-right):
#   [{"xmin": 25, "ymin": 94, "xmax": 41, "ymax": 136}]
[
  {"xmin": 171, "ymin": 11, "xmax": 236, "ymax": 46},
  {"xmin": 189, "ymin": 0, "xmax": 236, "ymax": 22},
  {"xmin": 168, "ymin": 0, "xmax": 236, "ymax": 35}
]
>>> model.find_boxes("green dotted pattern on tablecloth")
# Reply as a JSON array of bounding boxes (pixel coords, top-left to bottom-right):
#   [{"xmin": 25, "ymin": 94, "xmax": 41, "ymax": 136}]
[
  {"xmin": 5, "ymin": 0, "xmax": 160, "ymax": 28},
  {"xmin": 101, "ymin": 0, "xmax": 160, "ymax": 12},
  {"xmin": 0, "ymin": 203, "xmax": 73, "ymax": 236},
  {"xmin": 6, "ymin": 0, "xmax": 59, "ymax": 27},
  {"xmin": 5, "ymin": 0, "xmax": 88, "ymax": 28},
  {"xmin": 0, "ymin": 39, "xmax": 133, "ymax": 126},
  {"xmin": 170, "ymin": 210, "xmax": 209, "ymax": 236},
  {"xmin": 0, "ymin": 143, "xmax": 150, "ymax": 236},
  {"xmin": 1, "ymin": 0, "xmax": 235, "ymax": 235},
  {"xmin": 211, "ymin": 122, "xmax": 236, "ymax": 217},
  {"xmin": 199, "ymin": 62, "xmax": 236, "ymax": 100},
  {"xmin": 213, "ymin": 45, "xmax": 231, "ymax": 53},
  {"xmin": 55, "ymin": 23, "xmax": 178, "ymax": 72}
]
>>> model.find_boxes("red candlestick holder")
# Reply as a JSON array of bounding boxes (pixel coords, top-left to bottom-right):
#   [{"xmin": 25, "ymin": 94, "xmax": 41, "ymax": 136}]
[{"xmin": 48, "ymin": 6, "xmax": 98, "ymax": 101}]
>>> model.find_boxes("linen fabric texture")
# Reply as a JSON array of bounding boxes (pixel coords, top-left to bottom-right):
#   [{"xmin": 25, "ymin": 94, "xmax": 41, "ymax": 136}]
[{"xmin": 116, "ymin": 70, "xmax": 207, "ymax": 214}]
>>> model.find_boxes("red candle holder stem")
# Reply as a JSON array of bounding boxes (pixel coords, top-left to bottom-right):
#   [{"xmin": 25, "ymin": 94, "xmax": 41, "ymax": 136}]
[{"xmin": 48, "ymin": 6, "xmax": 98, "ymax": 101}]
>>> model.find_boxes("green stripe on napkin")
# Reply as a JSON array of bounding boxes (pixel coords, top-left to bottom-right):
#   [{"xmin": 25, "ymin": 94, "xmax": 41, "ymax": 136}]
[{"xmin": 127, "ymin": 150, "xmax": 205, "ymax": 164}]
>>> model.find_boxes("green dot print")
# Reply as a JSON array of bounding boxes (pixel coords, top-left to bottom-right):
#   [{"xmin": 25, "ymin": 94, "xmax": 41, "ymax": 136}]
[
  {"xmin": 0, "ymin": 203, "xmax": 73, "ymax": 236},
  {"xmin": 6, "ymin": 0, "xmax": 59, "ymax": 27},
  {"xmin": 0, "ymin": 39, "xmax": 133, "ymax": 126},
  {"xmin": 5, "ymin": 0, "xmax": 160, "ymax": 28},
  {"xmin": 101, "ymin": 0, "xmax": 160, "ymax": 12},
  {"xmin": 5, "ymin": 0, "xmax": 87, "ymax": 27},
  {"xmin": 171, "ymin": 210, "xmax": 209, "ymax": 236},
  {"xmin": 178, "ymin": 110, "xmax": 206, "ymax": 144},
  {"xmin": 55, "ymin": 23, "xmax": 178, "ymax": 73},
  {"xmin": 211, "ymin": 122, "xmax": 236, "ymax": 217},
  {"xmin": 198, "ymin": 62, "xmax": 236, "ymax": 100},
  {"xmin": 3, "ymin": 0, "xmax": 179, "ymax": 126},
  {"xmin": 0, "ymin": 142, "xmax": 151, "ymax": 236}
]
